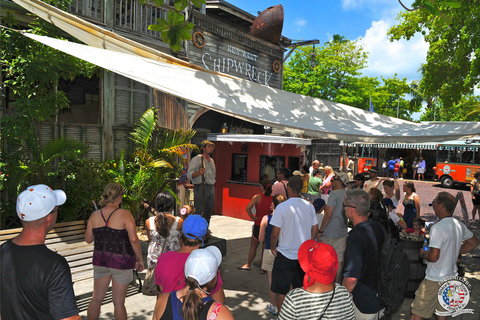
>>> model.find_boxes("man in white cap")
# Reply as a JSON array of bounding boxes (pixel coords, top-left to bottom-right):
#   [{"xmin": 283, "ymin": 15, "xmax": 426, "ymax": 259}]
[
  {"xmin": 187, "ymin": 140, "xmax": 216, "ymax": 224},
  {"xmin": 1, "ymin": 184, "xmax": 80, "ymax": 320}
]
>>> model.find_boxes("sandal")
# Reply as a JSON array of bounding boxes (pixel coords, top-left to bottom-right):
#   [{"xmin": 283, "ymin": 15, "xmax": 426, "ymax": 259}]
[{"xmin": 238, "ymin": 265, "xmax": 251, "ymax": 271}]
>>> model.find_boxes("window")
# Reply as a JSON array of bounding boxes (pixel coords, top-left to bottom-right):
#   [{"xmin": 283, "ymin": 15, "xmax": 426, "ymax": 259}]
[
  {"xmin": 259, "ymin": 155, "xmax": 285, "ymax": 182},
  {"xmin": 288, "ymin": 156, "xmax": 300, "ymax": 174},
  {"xmin": 474, "ymin": 148, "xmax": 480, "ymax": 165},
  {"xmin": 231, "ymin": 154, "xmax": 248, "ymax": 182}
]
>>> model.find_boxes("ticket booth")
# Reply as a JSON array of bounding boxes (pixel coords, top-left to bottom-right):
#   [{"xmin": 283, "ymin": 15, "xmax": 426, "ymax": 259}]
[{"xmin": 207, "ymin": 134, "xmax": 311, "ymax": 220}]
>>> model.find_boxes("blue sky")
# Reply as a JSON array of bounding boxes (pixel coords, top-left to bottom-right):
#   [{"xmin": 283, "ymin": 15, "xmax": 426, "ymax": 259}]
[{"xmin": 228, "ymin": 0, "xmax": 427, "ymax": 85}]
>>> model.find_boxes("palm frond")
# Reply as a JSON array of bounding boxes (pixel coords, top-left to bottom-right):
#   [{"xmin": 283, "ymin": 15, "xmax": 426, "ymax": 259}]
[
  {"xmin": 131, "ymin": 107, "xmax": 157, "ymax": 152},
  {"xmin": 42, "ymin": 137, "xmax": 87, "ymax": 161}
]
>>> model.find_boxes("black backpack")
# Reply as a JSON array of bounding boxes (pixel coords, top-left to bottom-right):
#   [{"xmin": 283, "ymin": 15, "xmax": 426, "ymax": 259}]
[{"xmin": 377, "ymin": 231, "xmax": 410, "ymax": 319}]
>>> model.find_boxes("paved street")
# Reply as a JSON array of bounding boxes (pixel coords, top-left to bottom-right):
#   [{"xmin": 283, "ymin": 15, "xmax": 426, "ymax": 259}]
[{"xmin": 75, "ymin": 180, "xmax": 480, "ymax": 319}]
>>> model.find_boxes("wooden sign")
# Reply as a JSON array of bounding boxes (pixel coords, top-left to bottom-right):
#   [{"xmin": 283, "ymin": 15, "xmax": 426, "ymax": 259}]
[{"xmin": 190, "ymin": 12, "xmax": 284, "ymax": 89}]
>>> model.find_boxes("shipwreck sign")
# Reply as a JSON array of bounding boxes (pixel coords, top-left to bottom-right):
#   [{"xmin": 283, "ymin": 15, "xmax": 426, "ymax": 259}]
[{"xmin": 190, "ymin": 13, "xmax": 284, "ymax": 89}]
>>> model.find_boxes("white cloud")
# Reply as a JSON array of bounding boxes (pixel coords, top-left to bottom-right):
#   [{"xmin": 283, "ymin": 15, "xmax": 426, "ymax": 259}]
[
  {"xmin": 357, "ymin": 19, "xmax": 428, "ymax": 82},
  {"xmin": 293, "ymin": 17, "xmax": 307, "ymax": 31}
]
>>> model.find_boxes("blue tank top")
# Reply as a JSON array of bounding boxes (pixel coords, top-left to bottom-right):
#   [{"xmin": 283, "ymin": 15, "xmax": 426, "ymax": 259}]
[{"xmin": 160, "ymin": 290, "xmax": 215, "ymax": 320}]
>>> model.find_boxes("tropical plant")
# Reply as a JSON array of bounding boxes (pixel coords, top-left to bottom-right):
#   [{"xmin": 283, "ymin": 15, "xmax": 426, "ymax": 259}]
[
  {"xmin": 140, "ymin": 0, "xmax": 206, "ymax": 51},
  {"xmin": 18, "ymin": 137, "xmax": 88, "ymax": 185},
  {"xmin": 114, "ymin": 108, "xmax": 197, "ymax": 218}
]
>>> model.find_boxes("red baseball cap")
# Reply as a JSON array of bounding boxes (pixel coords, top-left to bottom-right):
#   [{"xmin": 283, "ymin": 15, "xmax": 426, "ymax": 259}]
[{"xmin": 298, "ymin": 240, "xmax": 338, "ymax": 289}]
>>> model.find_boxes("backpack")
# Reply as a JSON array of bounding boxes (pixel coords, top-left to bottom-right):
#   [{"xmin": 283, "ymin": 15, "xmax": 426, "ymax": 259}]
[{"xmin": 377, "ymin": 230, "xmax": 410, "ymax": 319}]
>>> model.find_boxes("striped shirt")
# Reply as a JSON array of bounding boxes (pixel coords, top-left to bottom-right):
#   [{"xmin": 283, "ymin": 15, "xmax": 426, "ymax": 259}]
[{"xmin": 278, "ymin": 285, "xmax": 355, "ymax": 320}]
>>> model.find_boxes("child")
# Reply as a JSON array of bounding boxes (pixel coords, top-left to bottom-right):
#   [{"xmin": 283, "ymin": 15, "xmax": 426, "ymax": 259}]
[
  {"xmin": 258, "ymin": 194, "xmax": 286, "ymax": 316},
  {"xmin": 179, "ymin": 204, "xmax": 195, "ymax": 220},
  {"xmin": 405, "ymin": 217, "xmax": 425, "ymax": 236},
  {"xmin": 394, "ymin": 160, "xmax": 400, "ymax": 179}
]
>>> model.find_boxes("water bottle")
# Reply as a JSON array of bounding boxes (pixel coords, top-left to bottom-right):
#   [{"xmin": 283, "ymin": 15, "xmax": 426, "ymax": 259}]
[{"xmin": 422, "ymin": 239, "xmax": 429, "ymax": 264}]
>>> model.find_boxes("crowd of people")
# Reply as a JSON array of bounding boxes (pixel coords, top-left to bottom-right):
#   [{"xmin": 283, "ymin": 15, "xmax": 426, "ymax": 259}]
[
  {"xmin": 237, "ymin": 159, "xmax": 479, "ymax": 320},
  {"xmin": 381, "ymin": 156, "xmax": 426, "ymax": 181},
  {"xmin": 1, "ymin": 152, "xmax": 479, "ymax": 320}
]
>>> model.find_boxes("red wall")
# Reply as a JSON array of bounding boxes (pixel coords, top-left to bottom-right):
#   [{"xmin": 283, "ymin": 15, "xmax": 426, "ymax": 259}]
[{"xmin": 212, "ymin": 141, "xmax": 303, "ymax": 220}]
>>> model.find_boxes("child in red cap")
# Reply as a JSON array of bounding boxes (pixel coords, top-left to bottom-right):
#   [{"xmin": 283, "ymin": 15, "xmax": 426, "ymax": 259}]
[{"xmin": 278, "ymin": 240, "xmax": 355, "ymax": 320}]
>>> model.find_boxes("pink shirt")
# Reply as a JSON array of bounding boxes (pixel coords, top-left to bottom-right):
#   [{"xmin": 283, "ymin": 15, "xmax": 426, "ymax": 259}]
[
  {"xmin": 155, "ymin": 251, "xmax": 223, "ymax": 294},
  {"xmin": 272, "ymin": 180, "xmax": 288, "ymax": 198}
]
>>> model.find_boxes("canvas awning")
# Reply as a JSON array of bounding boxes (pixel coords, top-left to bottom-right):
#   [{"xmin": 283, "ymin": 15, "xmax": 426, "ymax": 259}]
[
  {"xmin": 12, "ymin": 0, "xmax": 480, "ymax": 143},
  {"xmin": 343, "ymin": 142, "xmax": 440, "ymax": 150}
]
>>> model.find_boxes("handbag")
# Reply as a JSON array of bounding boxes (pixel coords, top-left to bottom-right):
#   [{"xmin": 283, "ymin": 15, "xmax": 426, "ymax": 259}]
[
  {"xmin": 142, "ymin": 228, "xmax": 168, "ymax": 296},
  {"xmin": 142, "ymin": 267, "xmax": 159, "ymax": 296},
  {"xmin": 474, "ymin": 181, "xmax": 480, "ymax": 196}
]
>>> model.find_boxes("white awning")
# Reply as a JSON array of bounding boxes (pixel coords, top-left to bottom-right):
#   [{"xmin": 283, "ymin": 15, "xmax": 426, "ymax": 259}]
[
  {"xmin": 207, "ymin": 134, "xmax": 311, "ymax": 146},
  {"xmin": 12, "ymin": 0, "xmax": 480, "ymax": 143},
  {"xmin": 344, "ymin": 136, "xmax": 480, "ymax": 150}
]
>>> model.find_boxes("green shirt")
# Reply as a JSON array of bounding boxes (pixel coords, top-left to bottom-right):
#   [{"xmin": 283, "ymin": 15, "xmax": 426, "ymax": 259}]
[{"xmin": 307, "ymin": 176, "xmax": 323, "ymax": 195}]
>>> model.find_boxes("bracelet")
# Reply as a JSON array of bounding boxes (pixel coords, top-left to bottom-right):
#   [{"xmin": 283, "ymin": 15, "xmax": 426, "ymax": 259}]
[
  {"xmin": 318, "ymin": 230, "xmax": 324, "ymax": 233},
  {"xmin": 399, "ymin": 218, "xmax": 404, "ymax": 221}
]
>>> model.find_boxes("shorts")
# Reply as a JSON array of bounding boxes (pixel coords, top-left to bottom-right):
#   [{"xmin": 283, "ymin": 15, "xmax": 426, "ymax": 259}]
[
  {"xmin": 271, "ymin": 251, "xmax": 304, "ymax": 295},
  {"xmin": 411, "ymin": 279, "xmax": 447, "ymax": 319},
  {"xmin": 473, "ymin": 195, "xmax": 480, "ymax": 206},
  {"xmin": 353, "ymin": 304, "xmax": 385, "ymax": 320},
  {"xmin": 261, "ymin": 249, "xmax": 275, "ymax": 272},
  {"xmin": 93, "ymin": 265, "xmax": 133, "ymax": 284},
  {"xmin": 252, "ymin": 224, "xmax": 260, "ymax": 241},
  {"xmin": 320, "ymin": 237, "xmax": 347, "ymax": 262}
]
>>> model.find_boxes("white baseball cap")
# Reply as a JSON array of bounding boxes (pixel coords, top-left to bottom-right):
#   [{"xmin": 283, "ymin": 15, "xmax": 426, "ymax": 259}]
[
  {"xmin": 16, "ymin": 184, "xmax": 67, "ymax": 221},
  {"xmin": 184, "ymin": 246, "xmax": 222, "ymax": 285}
]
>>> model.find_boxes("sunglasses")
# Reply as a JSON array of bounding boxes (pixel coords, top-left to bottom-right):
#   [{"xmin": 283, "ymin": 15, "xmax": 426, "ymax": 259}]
[{"xmin": 343, "ymin": 204, "xmax": 356, "ymax": 209}]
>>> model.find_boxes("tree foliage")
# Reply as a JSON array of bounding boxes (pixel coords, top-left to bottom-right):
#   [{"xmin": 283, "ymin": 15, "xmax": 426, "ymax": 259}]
[
  {"xmin": 389, "ymin": 0, "xmax": 479, "ymax": 108},
  {"xmin": 140, "ymin": 0, "xmax": 206, "ymax": 51},
  {"xmin": 283, "ymin": 36, "xmax": 419, "ymax": 120},
  {"xmin": 1, "ymin": 10, "xmax": 97, "ymax": 148},
  {"xmin": 112, "ymin": 108, "xmax": 197, "ymax": 218}
]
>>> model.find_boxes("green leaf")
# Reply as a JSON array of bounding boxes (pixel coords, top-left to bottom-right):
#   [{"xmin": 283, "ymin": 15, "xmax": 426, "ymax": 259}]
[
  {"xmin": 191, "ymin": 0, "xmax": 206, "ymax": 8},
  {"xmin": 423, "ymin": 2, "xmax": 440, "ymax": 15},
  {"xmin": 174, "ymin": 0, "xmax": 184, "ymax": 11},
  {"xmin": 153, "ymin": 0, "xmax": 165, "ymax": 6},
  {"xmin": 438, "ymin": 12, "xmax": 452, "ymax": 24},
  {"xmin": 179, "ymin": 25, "xmax": 193, "ymax": 41},
  {"xmin": 445, "ymin": 1, "xmax": 461, "ymax": 8}
]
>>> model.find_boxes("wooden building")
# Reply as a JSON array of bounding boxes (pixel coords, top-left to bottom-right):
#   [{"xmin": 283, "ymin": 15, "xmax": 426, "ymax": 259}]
[{"xmin": 1, "ymin": 0, "xmax": 289, "ymax": 160}]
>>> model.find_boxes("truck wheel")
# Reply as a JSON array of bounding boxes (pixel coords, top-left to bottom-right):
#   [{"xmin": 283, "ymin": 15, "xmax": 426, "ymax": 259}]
[{"xmin": 440, "ymin": 176, "xmax": 454, "ymax": 188}]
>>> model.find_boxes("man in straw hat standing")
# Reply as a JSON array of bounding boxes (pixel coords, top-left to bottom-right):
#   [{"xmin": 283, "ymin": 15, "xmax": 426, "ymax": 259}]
[
  {"xmin": 1, "ymin": 184, "xmax": 80, "ymax": 320},
  {"xmin": 187, "ymin": 140, "xmax": 216, "ymax": 224}
]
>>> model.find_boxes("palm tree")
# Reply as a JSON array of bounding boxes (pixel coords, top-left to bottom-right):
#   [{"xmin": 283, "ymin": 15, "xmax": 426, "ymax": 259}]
[{"xmin": 117, "ymin": 107, "xmax": 197, "ymax": 218}]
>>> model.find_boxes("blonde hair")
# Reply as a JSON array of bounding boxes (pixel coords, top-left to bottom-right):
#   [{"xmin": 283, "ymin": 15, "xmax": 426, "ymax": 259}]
[
  {"xmin": 324, "ymin": 166, "xmax": 333, "ymax": 175},
  {"xmin": 99, "ymin": 183, "xmax": 123, "ymax": 207}
]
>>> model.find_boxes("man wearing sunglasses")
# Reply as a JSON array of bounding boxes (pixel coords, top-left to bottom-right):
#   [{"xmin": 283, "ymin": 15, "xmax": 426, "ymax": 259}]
[
  {"xmin": 1, "ymin": 184, "xmax": 80, "ymax": 320},
  {"xmin": 343, "ymin": 189, "xmax": 385, "ymax": 319}
]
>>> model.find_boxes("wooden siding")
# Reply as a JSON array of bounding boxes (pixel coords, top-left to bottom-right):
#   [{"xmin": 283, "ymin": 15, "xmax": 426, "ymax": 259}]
[{"xmin": 154, "ymin": 91, "xmax": 189, "ymax": 130}]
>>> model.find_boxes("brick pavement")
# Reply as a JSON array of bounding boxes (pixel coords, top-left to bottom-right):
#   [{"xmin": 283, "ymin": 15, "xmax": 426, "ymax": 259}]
[{"xmin": 75, "ymin": 180, "xmax": 479, "ymax": 319}]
